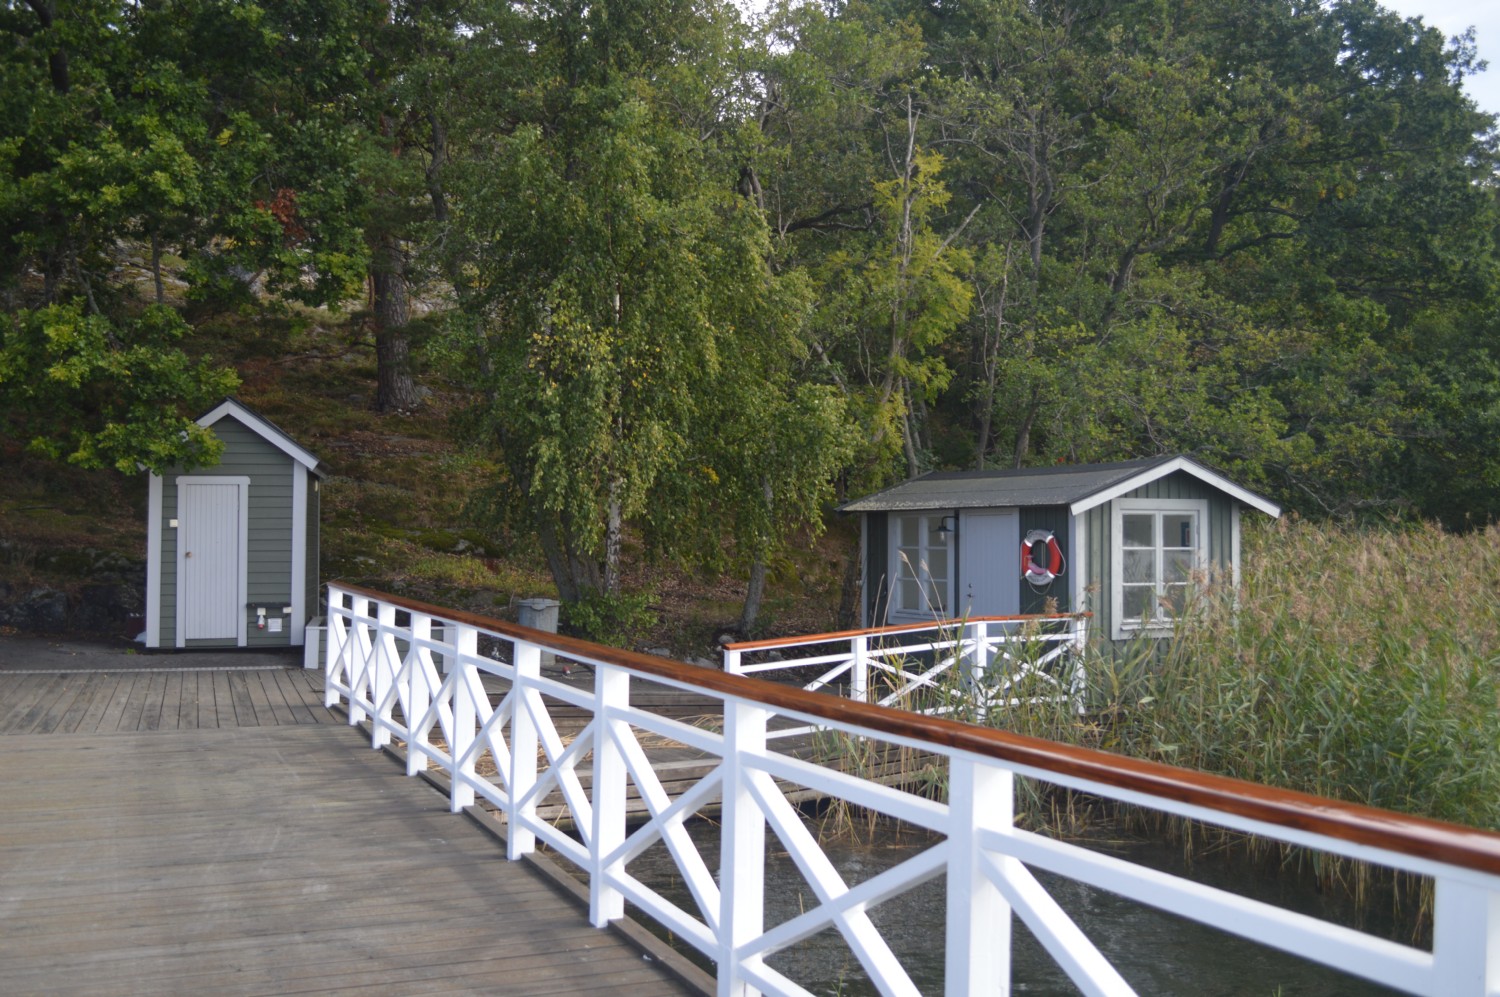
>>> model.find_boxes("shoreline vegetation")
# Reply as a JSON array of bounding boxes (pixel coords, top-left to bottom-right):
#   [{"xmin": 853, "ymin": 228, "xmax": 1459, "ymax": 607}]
[
  {"xmin": 1050, "ymin": 517, "xmax": 1500, "ymax": 833},
  {"xmin": 823, "ymin": 518, "xmax": 1500, "ymax": 936}
]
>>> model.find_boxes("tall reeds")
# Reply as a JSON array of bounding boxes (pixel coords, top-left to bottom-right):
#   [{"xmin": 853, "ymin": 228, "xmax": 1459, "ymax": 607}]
[
  {"xmin": 959, "ymin": 520, "xmax": 1500, "ymax": 932},
  {"xmin": 1102, "ymin": 518, "xmax": 1500, "ymax": 831}
]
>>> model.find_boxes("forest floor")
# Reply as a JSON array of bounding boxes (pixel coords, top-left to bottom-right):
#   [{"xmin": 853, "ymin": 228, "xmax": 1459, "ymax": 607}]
[{"xmin": 0, "ymin": 302, "xmax": 857, "ymax": 659}]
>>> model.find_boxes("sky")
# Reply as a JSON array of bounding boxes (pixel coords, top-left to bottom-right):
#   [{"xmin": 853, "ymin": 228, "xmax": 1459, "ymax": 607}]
[{"xmin": 1366, "ymin": 1, "xmax": 1499, "ymax": 118}]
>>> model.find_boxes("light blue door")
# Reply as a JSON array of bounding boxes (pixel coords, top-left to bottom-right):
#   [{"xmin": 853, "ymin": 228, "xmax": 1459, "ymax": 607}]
[
  {"xmin": 959, "ymin": 510, "xmax": 1020, "ymax": 617},
  {"xmin": 181, "ymin": 482, "xmax": 241, "ymax": 640}
]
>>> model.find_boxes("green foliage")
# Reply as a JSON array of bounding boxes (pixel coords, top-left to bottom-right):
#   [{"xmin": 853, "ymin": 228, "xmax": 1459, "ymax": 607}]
[
  {"xmin": 439, "ymin": 0, "xmax": 859, "ymax": 604},
  {"xmin": 0, "ymin": 303, "xmax": 236, "ymax": 472},
  {"xmin": 5, "ymin": 0, "xmax": 1500, "ymax": 611},
  {"xmin": 751, "ymin": 0, "xmax": 1500, "ymax": 521},
  {"xmin": 0, "ymin": 0, "xmax": 372, "ymax": 471}
]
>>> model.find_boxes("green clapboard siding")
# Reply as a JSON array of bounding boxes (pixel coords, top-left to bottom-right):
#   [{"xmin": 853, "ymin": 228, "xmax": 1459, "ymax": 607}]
[{"xmin": 1019, "ymin": 506, "xmax": 1071, "ymax": 614}]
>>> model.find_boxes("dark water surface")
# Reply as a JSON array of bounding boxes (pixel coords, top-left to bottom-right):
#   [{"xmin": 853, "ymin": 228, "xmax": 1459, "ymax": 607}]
[{"xmin": 628, "ymin": 822, "xmax": 1406, "ymax": 996}]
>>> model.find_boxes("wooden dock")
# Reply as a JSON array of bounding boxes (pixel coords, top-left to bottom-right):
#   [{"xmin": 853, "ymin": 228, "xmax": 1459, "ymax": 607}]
[
  {"xmin": 0, "ymin": 660, "xmax": 708, "ymax": 996},
  {"xmin": 0, "ymin": 664, "xmax": 335, "ymax": 734}
]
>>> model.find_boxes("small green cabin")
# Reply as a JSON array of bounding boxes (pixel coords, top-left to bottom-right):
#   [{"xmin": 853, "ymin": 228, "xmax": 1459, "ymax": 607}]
[
  {"xmin": 840, "ymin": 456, "xmax": 1281, "ymax": 642},
  {"xmin": 144, "ymin": 399, "xmax": 323, "ymax": 650}
]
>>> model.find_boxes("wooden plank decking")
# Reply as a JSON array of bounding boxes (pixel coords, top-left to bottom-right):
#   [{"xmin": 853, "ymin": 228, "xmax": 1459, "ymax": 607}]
[
  {"xmin": 0, "ymin": 666, "xmax": 336, "ymax": 735},
  {"xmin": 0, "ymin": 664, "xmax": 706, "ymax": 996}
]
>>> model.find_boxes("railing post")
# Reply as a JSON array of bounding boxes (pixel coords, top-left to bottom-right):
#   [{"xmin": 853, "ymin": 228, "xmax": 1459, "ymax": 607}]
[
  {"xmin": 851, "ymin": 635, "xmax": 869, "ymax": 704},
  {"xmin": 371, "ymin": 601, "xmax": 397, "ymax": 748},
  {"xmin": 969, "ymin": 621, "xmax": 991, "ymax": 722},
  {"xmin": 946, "ymin": 756, "xmax": 1013, "ymax": 995},
  {"xmin": 510, "ymin": 639, "xmax": 541, "ymax": 860},
  {"xmin": 1432, "ymin": 877, "xmax": 1500, "ymax": 994},
  {"xmin": 449, "ymin": 624, "xmax": 478, "ymax": 813},
  {"xmin": 724, "ymin": 646, "xmax": 742, "ymax": 675},
  {"xmin": 1070, "ymin": 616, "xmax": 1089, "ymax": 715},
  {"xmin": 719, "ymin": 699, "xmax": 769, "ymax": 997},
  {"xmin": 591, "ymin": 663, "xmax": 629, "ymax": 926},
  {"xmin": 324, "ymin": 587, "xmax": 344, "ymax": 708},
  {"xmin": 407, "ymin": 613, "xmax": 433, "ymax": 776},
  {"xmin": 346, "ymin": 595, "xmax": 373, "ymax": 724}
]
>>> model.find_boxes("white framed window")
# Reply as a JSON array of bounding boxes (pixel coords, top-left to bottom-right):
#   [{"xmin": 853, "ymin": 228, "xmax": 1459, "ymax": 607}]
[
  {"xmin": 889, "ymin": 514, "xmax": 952, "ymax": 619},
  {"xmin": 1111, "ymin": 498, "xmax": 1208, "ymax": 638}
]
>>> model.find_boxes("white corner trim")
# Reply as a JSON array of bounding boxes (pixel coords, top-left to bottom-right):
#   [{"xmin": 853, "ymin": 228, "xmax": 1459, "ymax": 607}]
[
  {"xmin": 1231, "ymin": 503, "xmax": 1243, "ymax": 593},
  {"xmin": 174, "ymin": 475, "xmax": 251, "ymax": 649},
  {"xmin": 1070, "ymin": 456, "xmax": 1282, "ymax": 518},
  {"xmin": 198, "ymin": 399, "xmax": 320, "ymax": 472},
  {"xmin": 291, "ymin": 464, "xmax": 308, "ymax": 646},
  {"xmin": 1070, "ymin": 512, "xmax": 1087, "ymax": 619},
  {"xmin": 145, "ymin": 474, "xmax": 163, "ymax": 648}
]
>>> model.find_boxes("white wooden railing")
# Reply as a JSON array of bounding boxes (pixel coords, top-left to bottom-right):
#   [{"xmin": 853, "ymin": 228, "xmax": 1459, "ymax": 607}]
[
  {"xmin": 323, "ymin": 583, "xmax": 1500, "ymax": 997},
  {"xmin": 723, "ymin": 615, "xmax": 1088, "ymax": 737}
]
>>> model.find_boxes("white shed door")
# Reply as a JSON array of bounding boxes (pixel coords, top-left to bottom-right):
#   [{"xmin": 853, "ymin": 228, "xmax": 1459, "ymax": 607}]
[
  {"xmin": 181, "ymin": 482, "xmax": 242, "ymax": 640},
  {"xmin": 959, "ymin": 510, "xmax": 1020, "ymax": 617}
]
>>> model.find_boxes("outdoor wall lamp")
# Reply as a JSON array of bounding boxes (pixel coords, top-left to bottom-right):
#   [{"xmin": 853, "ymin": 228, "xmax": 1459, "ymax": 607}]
[{"xmin": 936, "ymin": 515, "xmax": 958, "ymax": 539}]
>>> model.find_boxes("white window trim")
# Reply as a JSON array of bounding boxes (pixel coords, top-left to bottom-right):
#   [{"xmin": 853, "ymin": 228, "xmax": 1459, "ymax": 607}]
[
  {"xmin": 887, "ymin": 513, "xmax": 955, "ymax": 622},
  {"xmin": 1111, "ymin": 497, "xmax": 1209, "ymax": 640}
]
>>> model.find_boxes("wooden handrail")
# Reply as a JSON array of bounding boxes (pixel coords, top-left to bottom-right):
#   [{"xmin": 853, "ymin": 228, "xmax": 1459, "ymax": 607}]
[
  {"xmin": 722, "ymin": 612, "xmax": 1092, "ymax": 652},
  {"xmin": 331, "ymin": 582, "xmax": 1500, "ymax": 877}
]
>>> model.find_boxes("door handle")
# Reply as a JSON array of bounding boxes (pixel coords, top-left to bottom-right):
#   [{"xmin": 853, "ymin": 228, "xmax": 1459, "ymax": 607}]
[{"xmin": 186, "ymin": 551, "xmax": 193, "ymax": 558}]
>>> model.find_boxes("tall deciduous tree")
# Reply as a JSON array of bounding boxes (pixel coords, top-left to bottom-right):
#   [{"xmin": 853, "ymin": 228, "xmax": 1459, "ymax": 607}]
[{"xmin": 445, "ymin": 0, "xmax": 855, "ymax": 608}]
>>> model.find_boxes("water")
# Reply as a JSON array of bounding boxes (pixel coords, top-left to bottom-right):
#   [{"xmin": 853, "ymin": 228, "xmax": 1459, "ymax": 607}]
[{"xmin": 626, "ymin": 822, "xmax": 1406, "ymax": 996}]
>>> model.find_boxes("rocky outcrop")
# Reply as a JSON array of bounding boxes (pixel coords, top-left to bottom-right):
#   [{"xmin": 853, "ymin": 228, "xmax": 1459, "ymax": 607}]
[{"xmin": 0, "ymin": 545, "xmax": 144, "ymax": 637}]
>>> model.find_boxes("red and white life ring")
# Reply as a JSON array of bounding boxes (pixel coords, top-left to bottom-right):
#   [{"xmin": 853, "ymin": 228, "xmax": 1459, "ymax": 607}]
[{"xmin": 1021, "ymin": 530, "xmax": 1064, "ymax": 585}]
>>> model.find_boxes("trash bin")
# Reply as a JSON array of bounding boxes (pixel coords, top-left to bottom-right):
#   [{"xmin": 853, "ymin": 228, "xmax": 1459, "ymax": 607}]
[
  {"xmin": 304, "ymin": 617, "xmax": 326, "ymax": 670},
  {"xmin": 516, "ymin": 598, "xmax": 562, "ymax": 669}
]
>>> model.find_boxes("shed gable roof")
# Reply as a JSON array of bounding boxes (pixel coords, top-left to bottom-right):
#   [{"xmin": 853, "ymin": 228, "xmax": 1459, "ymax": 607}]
[
  {"xmin": 840, "ymin": 455, "xmax": 1280, "ymax": 518},
  {"xmin": 198, "ymin": 398, "xmax": 323, "ymax": 477}
]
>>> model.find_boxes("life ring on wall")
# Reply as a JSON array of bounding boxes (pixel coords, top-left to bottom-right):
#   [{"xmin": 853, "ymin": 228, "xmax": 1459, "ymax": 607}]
[{"xmin": 1021, "ymin": 530, "xmax": 1064, "ymax": 585}]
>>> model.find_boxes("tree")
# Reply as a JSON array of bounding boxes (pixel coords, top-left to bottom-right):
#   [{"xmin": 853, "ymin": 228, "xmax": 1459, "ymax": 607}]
[
  {"xmin": 0, "ymin": 0, "xmax": 372, "ymax": 470},
  {"xmin": 440, "ymin": 0, "xmax": 860, "ymax": 612}
]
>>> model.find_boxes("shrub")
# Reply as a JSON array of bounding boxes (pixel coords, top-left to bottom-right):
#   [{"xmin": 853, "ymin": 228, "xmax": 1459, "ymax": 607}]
[{"xmin": 564, "ymin": 590, "xmax": 658, "ymax": 648}]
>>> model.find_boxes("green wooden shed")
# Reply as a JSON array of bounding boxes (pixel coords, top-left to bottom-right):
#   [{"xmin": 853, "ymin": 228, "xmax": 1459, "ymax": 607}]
[
  {"xmin": 840, "ymin": 456, "xmax": 1281, "ymax": 643},
  {"xmin": 144, "ymin": 398, "xmax": 323, "ymax": 650}
]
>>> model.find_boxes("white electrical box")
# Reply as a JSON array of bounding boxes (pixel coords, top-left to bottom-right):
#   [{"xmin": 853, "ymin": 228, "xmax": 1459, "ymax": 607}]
[{"xmin": 268, "ymin": 618, "xmax": 283, "ymax": 633}]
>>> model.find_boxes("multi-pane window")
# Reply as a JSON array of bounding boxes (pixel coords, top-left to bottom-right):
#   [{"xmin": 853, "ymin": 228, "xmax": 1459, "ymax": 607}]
[
  {"xmin": 892, "ymin": 514, "xmax": 951, "ymax": 617},
  {"xmin": 1116, "ymin": 499, "xmax": 1206, "ymax": 633}
]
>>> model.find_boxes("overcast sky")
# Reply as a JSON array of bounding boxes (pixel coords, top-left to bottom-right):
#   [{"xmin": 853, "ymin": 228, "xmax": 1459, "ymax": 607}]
[{"xmin": 1347, "ymin": 1, "xmax": 1498, "ymax": 117}]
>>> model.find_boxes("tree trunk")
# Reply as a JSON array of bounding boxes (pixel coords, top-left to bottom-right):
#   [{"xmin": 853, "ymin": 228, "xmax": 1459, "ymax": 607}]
[
  {"xmin": 974, "ymin": 401, "xmax": 993, "ymax": 471},
  {"xmin": 1013, "ymin": 388, "xmax": 1040, "ymax": 468},
  {"xmin": 602, "ymin": 484, "xmax": 623, "ymax": 596},
  {"xmin": 536, "ymin": 514, "xmax": 602, "ymax": 605},
  {"xmin": 739, "ymin": 556, "xmax": 767, "ymax": 634},
  {"xmin": 835, "ymin": 552, "xmax": 861, "ymax": 631},
  {"xmin": 901, "ymin": 378, "xmax": 921, "ymax": 477},
  {"xmin": 150, "ymin": 231, "xmax": 165, "ymax": 305},
  {"xmin": 372, "ymin": 235, "xmax": 421, "ymax": 412}
]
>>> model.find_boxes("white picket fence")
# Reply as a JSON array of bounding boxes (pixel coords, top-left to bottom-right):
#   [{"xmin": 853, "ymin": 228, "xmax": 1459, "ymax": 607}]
[
  {"xmin": 723, "ymin": 615, "xmax": 1088, "ymax": 737},
  {"xmin": 323, "ymin": 583, "xmax": 1500, "ymax": 997}
]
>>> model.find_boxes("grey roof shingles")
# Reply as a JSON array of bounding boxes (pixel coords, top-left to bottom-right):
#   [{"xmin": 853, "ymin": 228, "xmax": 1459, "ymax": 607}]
[{"xmin": 840, "ymin": 456, "xmax": 1200, "ymax": 513}]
